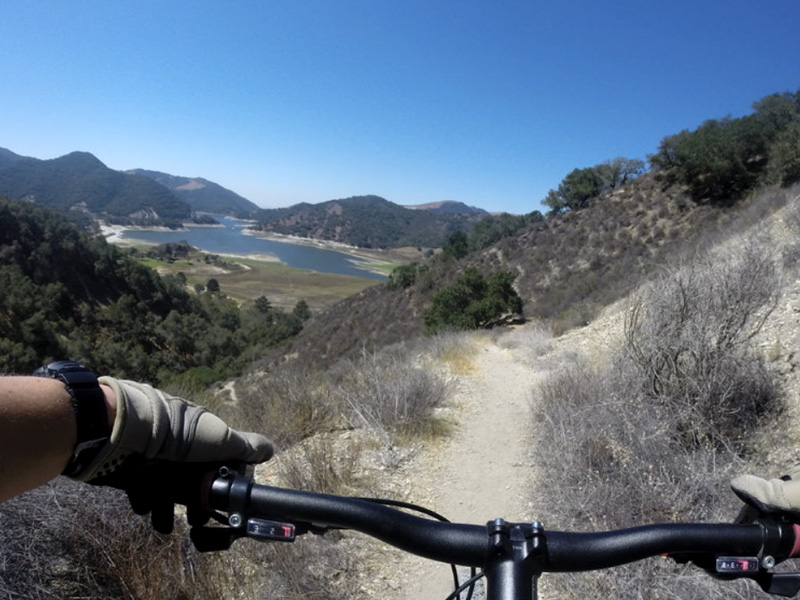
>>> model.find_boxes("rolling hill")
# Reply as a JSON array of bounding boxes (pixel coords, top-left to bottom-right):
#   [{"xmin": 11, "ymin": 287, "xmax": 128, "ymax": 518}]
[
  {"xmin": 0, "ymin": 149, "xmax": 190, "ymax": 226},
  {"xmin": 126, "ymin": 168, "xmax": 260, "ymax": 217},
  {"xmin": 252, "ymin": 194, "xmax": 488, "ymax": 249},
  {"xmin": 404, "ymin": 200, "xmax": 488, "ymax": 215},
  {"xmin": 0, "ymin": 147, "xmax": 264, "ymax": 226}
]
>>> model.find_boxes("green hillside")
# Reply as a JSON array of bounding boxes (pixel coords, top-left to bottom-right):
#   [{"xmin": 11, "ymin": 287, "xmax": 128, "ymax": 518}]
[
  {"xmin": 0, "ymin": 199, "xmax": 304, "ymax": 386},
  {"xmin": 127, "ymin": 168, "xmax": 260, "ymax": 216},
  {"xmin": 252, "ymin": 194, "xmax": 488, "ymax": 248},
  {"xmin": 0, "ymin": 151, "xmax": 191, "ymax": 226},
  {"xmin": 266, "ymin": 88, "xmax": 800, "ymax": 369}
]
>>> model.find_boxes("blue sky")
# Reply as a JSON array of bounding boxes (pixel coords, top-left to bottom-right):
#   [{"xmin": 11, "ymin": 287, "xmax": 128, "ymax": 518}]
[{"xmin": 1, "ymin": 1, "xmax": 798, "ymax": 215}]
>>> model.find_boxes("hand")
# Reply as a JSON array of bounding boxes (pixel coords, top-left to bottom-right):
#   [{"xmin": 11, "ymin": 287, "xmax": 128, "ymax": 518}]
[
  {"xmin": 731, "ymin": 464, "xmax": 800, "ymax": 518},
  {"xmin": 76, "ymin": 377, "xmax": 273, "ymax": 532}
]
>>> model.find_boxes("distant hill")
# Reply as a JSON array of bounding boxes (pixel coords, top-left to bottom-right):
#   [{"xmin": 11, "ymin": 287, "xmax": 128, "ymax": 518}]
[
  {"xmin": 0, "ymin": 149, "xmax": 190, "ymax": 226},
  {"xmin": 126, "ymin": 168, "xmax": 259, "ymax": 217},
  {"xmin": 405, "ymin": 200, "xmax": 488, "ymax": 216},
  {"xmin": 0, "ymin": 147, "xmax": 27, "ymax": 169},
  {"xmin": 252, "ymin": 194, "xmax": 488, "ymax": 249}
]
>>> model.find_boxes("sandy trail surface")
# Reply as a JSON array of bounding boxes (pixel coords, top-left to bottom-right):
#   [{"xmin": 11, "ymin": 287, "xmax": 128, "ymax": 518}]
[{"xmin": 385, "ymin": 334, "xmax": 548, "ymax": 600}]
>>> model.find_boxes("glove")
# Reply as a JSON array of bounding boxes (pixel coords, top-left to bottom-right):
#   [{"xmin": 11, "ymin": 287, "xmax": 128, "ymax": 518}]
[
  {"xmin": 731, "ymin": 464, "xmax": 800, "ymax": 519},
  {"xmin": 78, "ymin": 377, "xmax": 274, "ymax": 532}
]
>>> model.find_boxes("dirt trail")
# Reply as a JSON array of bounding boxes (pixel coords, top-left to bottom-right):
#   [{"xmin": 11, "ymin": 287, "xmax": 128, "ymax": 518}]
[{"xmin": 386, "ymin": 333, "xmax": 547, "ymax": 600}]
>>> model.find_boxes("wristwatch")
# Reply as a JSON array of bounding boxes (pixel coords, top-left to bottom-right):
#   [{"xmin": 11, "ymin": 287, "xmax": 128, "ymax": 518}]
[{"xmin": 33, "ymin": 361, "xmax": 111, "ymax": 477}]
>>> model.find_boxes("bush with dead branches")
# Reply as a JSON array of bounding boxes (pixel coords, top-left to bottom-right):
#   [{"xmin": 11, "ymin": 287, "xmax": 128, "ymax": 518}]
[{"xmin": 530, "ymin": 242, "xmax": 784, "ymax": 599}]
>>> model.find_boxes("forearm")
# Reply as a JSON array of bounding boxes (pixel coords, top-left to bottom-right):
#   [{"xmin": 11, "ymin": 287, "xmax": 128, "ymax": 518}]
[{"xmin": 0, "ymin": 376, "xmax": 116, "ymax": 503}]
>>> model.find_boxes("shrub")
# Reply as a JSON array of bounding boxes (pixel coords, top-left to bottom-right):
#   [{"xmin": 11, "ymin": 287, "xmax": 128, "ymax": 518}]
[
  {"xmin": 529, "ymin": 240, "xmax": 784, "ymax": 599},
  {"xmin": 0, "ymin": 480, "xmax": 230, "ymax": 600},
  {"xmin": 275, "ymin": 434, "xmax": 365, "ymax": 495},
  {"xmin": 624, "ymin": 246, "xmax": 781, "ymax": 450},
  {"xmin": 496, "ymin": 321, "xmax": 553, "ymax": 361},
  {"xmin": 235, "ymin": 368, "xmax": 342, "ymax": 449},
  {"xmin": 424, "ymin": 268, "xmax": 523, "ymax": 334},
  {"xmin": 336, "ymin": 350, "xmax": 452, "ymax": 438},
  {"xmin": 386, "ymin": 261, "xmax": 428, "ymax": 290}
]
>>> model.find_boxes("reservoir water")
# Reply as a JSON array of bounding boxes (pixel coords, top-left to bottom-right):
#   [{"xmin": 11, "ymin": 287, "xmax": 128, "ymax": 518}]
[{"xmin": 120, "ymin": 216, "xmax": 387, "ymax": 281}]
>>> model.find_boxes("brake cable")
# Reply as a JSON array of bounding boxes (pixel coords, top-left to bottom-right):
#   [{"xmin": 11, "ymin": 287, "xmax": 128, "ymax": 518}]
[{"xmin": 358, "ymin": 496, "xmax": 480, "ymax": 600}]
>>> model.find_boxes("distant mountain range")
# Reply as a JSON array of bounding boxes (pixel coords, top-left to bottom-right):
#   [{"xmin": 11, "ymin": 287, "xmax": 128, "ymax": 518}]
[
  {"xmin": 0, "ymin": 149, "xmax": 190, "ymax": 225},
  {"xmin": 0, "ymin": 147, "xmax": 258, "ymax": 227},
  {"xmin": 125, "ymin": 168, "xmax": 259, "ymax": 216},
  {"xmin": 252, "ymin": 195, "xmax": 488, "ymax": 249},
  {"xmin": 0, "ymin": 145, "xmax": 491, "ymax": 245},
  {"xmin": 404, "ymin": 200, "xmax": 488, "ymax": 216}
]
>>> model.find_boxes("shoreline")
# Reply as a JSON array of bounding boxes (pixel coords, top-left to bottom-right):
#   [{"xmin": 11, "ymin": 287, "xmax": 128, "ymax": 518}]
[
  {"xmin": 99, "ymin": 222, "xmax": 391, "ymax": 277},
  {"xmin": 243, "ymin": 229, "xmax": 407, "ymax": 264}
]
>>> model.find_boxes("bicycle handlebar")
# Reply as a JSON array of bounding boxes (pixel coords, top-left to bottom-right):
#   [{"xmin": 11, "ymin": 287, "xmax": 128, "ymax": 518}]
[
  {"xmin": 202, "ymin": 472, "xmax": 799, "ymax": 571},
  {"xmin": 184, "ymin": 466, "xmax": 800, "ymax": 599}
]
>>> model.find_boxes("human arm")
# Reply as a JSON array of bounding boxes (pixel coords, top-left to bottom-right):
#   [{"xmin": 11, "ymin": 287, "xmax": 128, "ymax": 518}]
[
  {"xmin": 0, "ymin": 376, "xmax": 116, "ymax": 503},
  {"xmin": 0, "ymin": 370, "xmax": 272, "ymax": 511}
]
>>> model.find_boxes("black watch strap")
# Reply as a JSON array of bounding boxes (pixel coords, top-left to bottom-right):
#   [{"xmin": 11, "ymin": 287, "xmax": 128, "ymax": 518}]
[{"xmin": 33, "ymin": 360, "xmax": 110, "ymax": 476}]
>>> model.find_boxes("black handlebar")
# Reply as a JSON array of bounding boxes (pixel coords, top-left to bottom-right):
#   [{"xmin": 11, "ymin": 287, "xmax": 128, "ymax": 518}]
[
  {"xmin": 190, "ymin": 469, "xmax": 800, "ymax": 599},
  {"xmin": 545, "ymin": 523, "xmax": 794, "ymax": 572},
  {"xmin": 207, "ymin": 474, "xmax": 489, "ymax": 565},
  {"xmin": 204, "ymin": 473, "xmax": 799, "ymax": 571}
]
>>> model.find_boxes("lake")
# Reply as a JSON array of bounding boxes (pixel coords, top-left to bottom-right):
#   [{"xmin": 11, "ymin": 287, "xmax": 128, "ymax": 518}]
[{"xmin": 120, "ymin": 216, "xmax": 387, "ymax": 281}]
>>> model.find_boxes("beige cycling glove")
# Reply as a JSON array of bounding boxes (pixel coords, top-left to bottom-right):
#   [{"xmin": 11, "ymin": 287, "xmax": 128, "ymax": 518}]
[
  {"xmin": 731, "ymin": 464, "xmax": 800, "ymax": 518},
  {"xmin": 74, "ymin": 377, "xmax": 273, "ymax": 483}
]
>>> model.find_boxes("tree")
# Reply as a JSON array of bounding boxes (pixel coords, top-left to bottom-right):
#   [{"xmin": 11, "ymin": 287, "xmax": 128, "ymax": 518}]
[
  {"xmin": 650, "ymin": 89, "xmax": 800, "ymax": 202},
  {"xmin": 255, "ymin": 295, "xmax": 272, "ymax": 314},
  {"xmin": 650, "ymin": 131, "xmax": 692, "ymax": 171},
  {"xmin": 752, "ymin": 90, "xmax": 800, "ymax": 135},
  {"xmin": 442, "ymin": 231, "xmax": 469, "ymax": 259},
  {"xmin": 293, "ymin": 299, "xmax": 311, "ymax": 321},
  {"xmin": 543, "ymin": 158, "xmax": 645, "ymax": 214},
  {"xmin": 387, "ymin": 262, "xmax": 428, "ymax": 289},
  {"xmin": 424, "ymin": 268, "xmax": 523, "ymax": 334},
  {"xmin": 602, "ymin": 157, "xmax": 646, "ymax": 188},
  {"xmin": 206, "ymin": 278, "xmax": 220, "ymax": 293},
  {"xmin": 766, "ymin": 122, "xmax": 800, "ymax": 186},
  {"xmin": 467, "ymin": 212, "xmax": 541, "ymax": 251}
]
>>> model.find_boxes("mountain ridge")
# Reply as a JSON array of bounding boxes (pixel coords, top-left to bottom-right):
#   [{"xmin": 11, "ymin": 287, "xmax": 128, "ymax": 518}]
[
  {"xmin": 404, "ymin": 200, "xmax": 488, "ymax": 215},
  {"xmin": 126, "ymin": 168, "xmax": 260, "ymax": 217},
  {"xmin": 252, "ymin": 194, "xmax": 489, "ymax": 249},
  {"xmin": 0, "ymin": 148, "xmax": 191, "ymax": 226},
  {"xmin": 0, "ymin": 146, "xmax": 491, "ymax": 241}
]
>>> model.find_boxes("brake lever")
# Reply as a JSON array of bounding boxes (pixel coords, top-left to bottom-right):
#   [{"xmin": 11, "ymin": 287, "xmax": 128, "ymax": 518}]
[{"xmin": 756, "ymin": 573, "xmax": 800, "ymax": 597}]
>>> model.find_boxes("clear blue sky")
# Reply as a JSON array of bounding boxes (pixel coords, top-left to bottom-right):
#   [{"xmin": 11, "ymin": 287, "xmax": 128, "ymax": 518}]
[{"xmin": 1, "ymin": 1, "xmax": 798, "ymax": 214}]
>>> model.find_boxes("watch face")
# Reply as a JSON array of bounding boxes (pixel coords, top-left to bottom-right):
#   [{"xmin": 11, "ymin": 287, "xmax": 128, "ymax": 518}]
[
  {"xmin": 39, "ymin": 360, "xmax": 89, "ymax": 375},
  {"xmin": 34, "ymin": 360, "xmax": 85, "ymax": 378}
]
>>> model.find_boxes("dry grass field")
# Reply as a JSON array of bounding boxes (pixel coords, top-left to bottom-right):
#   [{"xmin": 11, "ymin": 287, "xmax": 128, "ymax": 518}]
[{"xmin": 138, "ymin": 249, "xmax": 386, "ymax": 312}]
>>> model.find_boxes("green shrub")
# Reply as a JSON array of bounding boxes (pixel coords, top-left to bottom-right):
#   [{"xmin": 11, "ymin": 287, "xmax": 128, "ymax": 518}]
[
  {"xmin": 423, "ymin": 268, "xmax": 523, "ymax": 334},
  {"xmin": 387, "ymin": 261, "xmax": 428, "ymax": 290}
]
